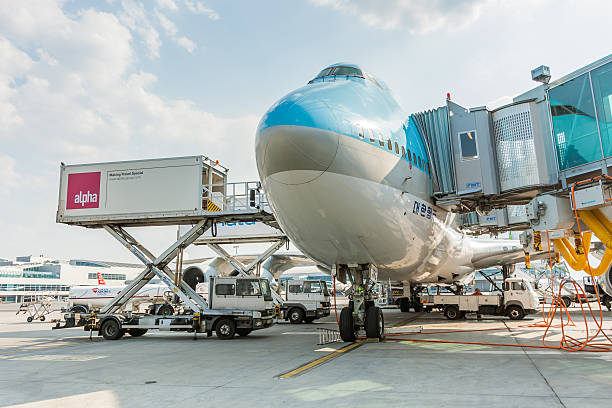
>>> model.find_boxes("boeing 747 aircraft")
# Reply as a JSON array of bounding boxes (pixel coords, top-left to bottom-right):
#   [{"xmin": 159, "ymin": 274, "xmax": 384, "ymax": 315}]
[{"xmin": 255, "ymin": 63, "xmax": 527, "ymax": 341}]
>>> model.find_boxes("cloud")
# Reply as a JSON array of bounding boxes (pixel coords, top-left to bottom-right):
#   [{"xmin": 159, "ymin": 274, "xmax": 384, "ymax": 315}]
[
  {"xmin": 0, "ymin": 154, "xmax": 19, "ymax": 195},
  {"xmin": 118, "ymin": 0, "xmax": 162, "ymax": 58},
  {"xmin": 309, "ymin": 0, "xmax": 491, "ymax": 33},
  {"xmin": 157, "ymin": 11, "xmax": 197, "ymax": 53},
  {"xmin": 157, "ymin": 0, "xmax": 179, "ymax": 11},
  {"xmin": 184, "ymin": 0, "xmax": 220, "ymax": 20},
  {"xmin": 0, "ymin": 0, "xmax": 257, "ymax": 260}
]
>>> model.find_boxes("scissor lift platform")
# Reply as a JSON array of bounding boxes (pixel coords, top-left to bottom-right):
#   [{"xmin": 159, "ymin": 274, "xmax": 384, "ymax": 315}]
[{"xmin": 54, "ymin": 155, "xmax": 280, "ymax": 339}]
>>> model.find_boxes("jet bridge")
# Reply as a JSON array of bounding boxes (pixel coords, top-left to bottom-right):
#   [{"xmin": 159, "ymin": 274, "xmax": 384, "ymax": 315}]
[
  {"xmin": 415, "ymin": 53, "xmax": 612, "ymax": 283},
  {"xmin": 415, "ymin": 54, "xmax": 612, "ymax": 235}
]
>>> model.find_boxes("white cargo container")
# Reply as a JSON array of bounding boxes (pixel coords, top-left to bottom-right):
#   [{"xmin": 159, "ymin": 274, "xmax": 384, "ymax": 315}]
[{"xmin": 56, "ymin": 156, "xmax": 264, "ymax": 227}]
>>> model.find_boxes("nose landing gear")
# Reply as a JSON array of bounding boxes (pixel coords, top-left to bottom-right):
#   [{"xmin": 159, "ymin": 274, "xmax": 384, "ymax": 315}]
[{"xmin": 336, "ymin": 264, "xmax": 385, "ymax": 342}]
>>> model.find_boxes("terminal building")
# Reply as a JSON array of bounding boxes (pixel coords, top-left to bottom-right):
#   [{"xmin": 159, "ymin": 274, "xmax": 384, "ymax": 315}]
[{"xmin": 0, "ymin": 255, "xmax": 142, "ymax": 303}]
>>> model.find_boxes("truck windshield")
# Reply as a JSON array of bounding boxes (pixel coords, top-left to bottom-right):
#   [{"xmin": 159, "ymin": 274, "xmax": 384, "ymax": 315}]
[
  {"xmin": 321, "ymin": 281, "xmax": 329, "ymax": 296},
  {"xmin": 260, "ymin": 279, "xmax": 272, "ymax": 301},
  {"xmin": 236, "ymin": 279, "xmax": 262, "ymax": 296}
]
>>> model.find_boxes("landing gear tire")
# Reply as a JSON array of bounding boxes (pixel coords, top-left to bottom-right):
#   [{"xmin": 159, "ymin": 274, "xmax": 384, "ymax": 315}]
[
  {"xmin": 127, "ymin": 328, "xmax": 148, "ymax": 337},
  {"xmin": 101, "ymin": 319, "xmax": 123, "ymax": 340},
  {"xmin": 215, "ymin": 318, "xmax": 236, "ymax": 339},
  {"xmin": 605, "ymin": 299, "xmax": 612, "ymax": 312},
  {"xmin": 339, "ymin": 307, "xmax": 356, "ymax": 342},
  {"xmin": 236, "ymin": 328, "xmax": 252, "ymax": 337},
  {"xmin": 506, "ymin": 305, "xmax": 525, "ymax": 320},
  {"xmin": 561, "ymin": 296, "xmax": 572, "ymax": 308},
  {"xmin": 444, "ymin": 305, "xmax": 460, "ymax": 320},
  {"xmin": 365, "ymin": 306, "xmax": 384, "ymax": 340},
  {"xmin": 399, "ymin": 297, "xmax": 410, "ymax": 312},
  {"xmin": 288, "ymin": 308, "xmax": 305, "ymax": 324}
]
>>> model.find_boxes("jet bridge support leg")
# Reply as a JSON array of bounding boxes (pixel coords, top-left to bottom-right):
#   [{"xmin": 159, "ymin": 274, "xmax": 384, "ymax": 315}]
[
  {"xmin": 100, "ymin": 219, "xmax": 212, "ymax": 315},
  {"xmin": 337, "ymin": 263, "xmax": 384, "ymax": 342}
]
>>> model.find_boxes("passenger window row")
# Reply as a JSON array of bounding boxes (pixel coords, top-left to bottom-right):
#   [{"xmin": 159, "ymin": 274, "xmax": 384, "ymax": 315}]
[{"xmin": 357, "ymin": 126, "xmax": 429, "ymax": 174}]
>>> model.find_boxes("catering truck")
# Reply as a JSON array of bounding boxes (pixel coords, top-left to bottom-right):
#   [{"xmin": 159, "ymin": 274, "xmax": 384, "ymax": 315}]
[
  {"xmin": 420, "ymin": 277, "xmax": 540, "ymax": 320},
  {"xmin": 55, "ymin": 276, "xmax": 275, "ymax": 340}
]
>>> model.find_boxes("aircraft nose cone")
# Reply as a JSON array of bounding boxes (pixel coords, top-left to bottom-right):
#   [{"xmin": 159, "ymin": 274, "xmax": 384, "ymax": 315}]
[{"xmin": 255, "ymin": 95, "xmax": 339, "ymax": 185}]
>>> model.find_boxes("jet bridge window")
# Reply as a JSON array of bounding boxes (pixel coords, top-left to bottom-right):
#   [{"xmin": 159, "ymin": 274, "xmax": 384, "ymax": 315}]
[
  {"xmin": 401, "ymin": 146, "xmax": 406, "ymax": 158},
  {"xmin": 236, "ymin": 279, "xmax": 262, "ymax": 296},
  {"xmin": 387, "ymin": 139, "xmax": 392, "ymax": 151},
  {"xmin": 459, "ymin": 131, "xmax": 478, "ymax": 160},
  {"xmin": 216, "ymin": 283, "xmax": 235, "ymax": 296},
  {"xmin": 395, "ymin": 142, "xmax": 400, "ymax": 155}
]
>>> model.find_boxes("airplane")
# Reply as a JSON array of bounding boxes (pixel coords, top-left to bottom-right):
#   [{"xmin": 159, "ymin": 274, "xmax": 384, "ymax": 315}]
[{"xmin": 255, "ymin": 62, "xmax": 531, "ymax": 342}]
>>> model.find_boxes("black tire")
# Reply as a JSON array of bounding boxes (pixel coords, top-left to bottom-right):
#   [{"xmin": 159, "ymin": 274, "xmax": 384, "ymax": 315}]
[
  {"xmin": 561, "ymin": 296, "xmax": 572, "ymax": 308},
  {"xmin": 444, "ymin": 305, "xmax": 460, "ymax": 320},
  {"xmin": 339, "ymin": 307, "xmax": 356, "ymax": 342},
  {"xmin": 215, "ymin": 318, "xmax": 236, "ymax": 339},
  {"xmin": 413, "ymin": 301, "xmax": 423, "ymax": 312},
  {"xmin": 39, "ymin": 315, "xmax": 45, "ymax": 322},
  {"xmin": 399, "ymin": 297, "xmax": 410, "ymax": 312},
  {"xmin": 506, "ymin": 305, "xmax": 525, "ymax": 320},
  {"xmin": 127, "ymin": 328, "xmax": 148, "ymax": 337},
  {"xmin": 27, "ymin": 316, "xmax": 33, "ymax": 323},
  {"xmin": 304, "ymin": 317, "xmax": 316, "ymax": 324},
  {"xmin": 365, "ymin": 306, "xmax": 384, "ymax": 340},
  {"xmin": 69, "ymin": 305, "xmax": 88, "ymax": 314},
  {"xmin": 288, "ymin": 308, "xmax": 305, "ymax": 324},
  {"xmin": 156, "ymin": 304, "xmax": 174, "ymax": 316},
  {"xmin": 101, "ymin": 319, "xmax": 123, "ymax": 340},
  {"xmin": 236, "ymin": 328, "xmax": 252, "ymax": 337},
  {"xmin": 605, "ymin": 299, "xmax": 612, "ymax": 312}
]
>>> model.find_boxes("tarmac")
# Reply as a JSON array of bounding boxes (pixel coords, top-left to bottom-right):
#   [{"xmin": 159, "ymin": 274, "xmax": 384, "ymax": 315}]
[{"xmin": 2, "ymin": 302, "xmax": 612, "ymax": 407}]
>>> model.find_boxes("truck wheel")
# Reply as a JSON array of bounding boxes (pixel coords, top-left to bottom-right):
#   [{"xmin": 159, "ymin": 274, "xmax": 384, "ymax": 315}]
[
  {"xmin": 215, "ymin": 318, "xmax": 236, "ymax": 339},
  {"xmin": 413, "ymin": 301, "xmax": 423, "ymax": 312},
  {"xmin": 304, "ymin": 317, "xmax": 316, "ymax": 324},
  {"xmin": 127, "ymin": 328, "xmax": 148, "ymax": 337},
  {"xmin": 39, "ymin": 316, "xmax": 45, "ymax": 322},
  {"xmin": 236, "ymin": 328, "xmax": 252, "ymax": 337},
  {"xmin": 399, "ymin": 297, "xmax": 410, "ymax": 312},
  {"xmin": 506, "ymin": 305, "xmax": 525, "ymax": 320},
  {"xmin": 288, "ymin": 308, "xmax": 305, "ymax": 324},
  {"xmin": 156, "ymin": 304, "xmax": 174, "ymax": 316},
  {"xmin": 339, "ymin": 307, "xmax": 356, "ymax": 342},
  {"xmin": 69, "ymin": 305, "xmax": 88, "ymax": 314},
  {"xmin": 27, "ymin": 316, "xmax": 33, "ymax": 323},
  {"xmin": 365, "ymin": 306, "xmax": 384, "ymax": 340},
  {"xmin": 444, "ymin": 305, "xmax": 460, "ymax": 320},
  {"xmin": 101, "ymin": 319, "xmax": 123, "ymax": 340},
  {"xmin": 561, "ymin": 296, "xmax": 572, "ymax": 308}
]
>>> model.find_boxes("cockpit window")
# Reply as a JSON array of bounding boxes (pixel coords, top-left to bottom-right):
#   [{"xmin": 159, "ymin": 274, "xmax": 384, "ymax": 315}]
[
  {"xmin": 315, "ymin": 67, "xmax": 333, "ymax": 78},
  {"xmin": 331, "ymin": 66, "xmax": 363, "ymax": 77}
]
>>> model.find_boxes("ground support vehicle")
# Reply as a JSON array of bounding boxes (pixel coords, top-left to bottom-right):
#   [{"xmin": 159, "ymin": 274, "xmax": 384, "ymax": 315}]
[
  {"xmin": 420, "ymin": 277, "xmax": 540, "ymax": 320},
  {"xmin": 56, "ymin": 275, "xmax": 275, "ymax": 340},
  {"xmin": 278, "ymin": 279, "xmax": 331, "ymax": 324},
  {"xmin": 53, "ymin": 156, "xmax": 277, "ymax": 340}
]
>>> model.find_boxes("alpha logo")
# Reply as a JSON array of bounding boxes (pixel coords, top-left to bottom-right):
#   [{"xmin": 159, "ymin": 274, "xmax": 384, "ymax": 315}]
[{"xmin": 66, "ymin": 172, "xmax": 101, "ymax": 210}]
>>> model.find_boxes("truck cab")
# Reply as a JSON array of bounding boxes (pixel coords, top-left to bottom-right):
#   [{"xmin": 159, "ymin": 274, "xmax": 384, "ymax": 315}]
[
  {"xmin": 208, "ymin": 276, "xmax": 275, "ymax": 315},
  {"xmin": 503, "ymin": 277, "xmax": 540, "ymax": 316},
  {"xmin": 280, "ymin": 279, "xmax": 331, "ymax": 324}
]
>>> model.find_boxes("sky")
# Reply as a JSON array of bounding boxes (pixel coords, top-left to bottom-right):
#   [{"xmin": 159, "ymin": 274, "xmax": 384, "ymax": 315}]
[{"xmin": 0, "ymin": 0, "xmax": 611, "ymax": 262}]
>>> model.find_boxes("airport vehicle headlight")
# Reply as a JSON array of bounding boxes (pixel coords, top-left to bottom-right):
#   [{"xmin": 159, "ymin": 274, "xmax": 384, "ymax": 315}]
[{"xmin": 253, "ymin": 311, "xmax": 261, "ymax": 318}]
